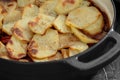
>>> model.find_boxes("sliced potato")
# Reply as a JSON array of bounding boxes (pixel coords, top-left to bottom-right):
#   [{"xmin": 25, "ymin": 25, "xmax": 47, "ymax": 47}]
[
  {"xmin": 61, "ymin": 41, "xmax": 88, "ymax": 57},
  {"xmin": 35, "ymin": 0, "xmax": 49, "ymax": 6},
  {"xmin": 4, "ymin": 10, "xmax": 22, "ymax": 24},
  {"xmin": 6, "ymin": 36, "xmax": 27, "ymax": 59},
  {"xmin": 17, "ymin": 0, "xmax": 35, "ymax": 7},
  {"xmin": 2, "ymin": 22, "xmax": 16, "ymax": 35},
  {"xmin": 39, "ymin": 0, "xmax": 58, "ymax": 17},
  {"xmin": 37, "ymin": 0, "xmax": 49, "ymax": 3},
  {"xmin": 84, "ymin": 15, "xmax": 104, "ymax": 35},
  {"xmin": 0, "ymin": 5, "xmax": 2, "ymax": 13},
  {"xmin": 30, "ymin": 52, "xmax": 62, "ymax": 62},
  {"xmin": 48, "ymin": 52, "xmax": 63, "ymax": 61},
  {"xmin": 66, "ymin": 6, "xmax": 101, "ymax": 29},
  {"xmin": 69, "ymin": 41, "xmax": 88, "ymax": 52},
  {"xmin": 55, "ymin": 0, "xmax": 82, "ymax": 14},
  {"xmin": 53, "ymin": 15, "xmax": 71, "ymax": 33},
  {"xmin": 0, "ymin": 41, "xmax": 9, "ymax": 58},
  {"xmin": 22, "ymin": 4, "xmax": 39, "ymax": 18},
  {"xmin": 28, "ymin": 29, "xmax": 59, "ymax": 59},
  {"xmin": 61, "ymin": 49, "xmax": 69, "ymax": 58},
  {"xmin": 30, "ymin": 57, "xmax": 49, "ymax": 62},
  {"xmin": 59, "ymin": 33, "xmax": 79, "ymax": 49},
  {"xmin": 71, "ymin": 27, "xmax": 98, "ymax": 43},
  {"xmin": 69, "ymin": 41, "xmax": 89, "ymax": 57},
  {"xmin": 19, "ymin": 59, "xmax": 29, "ymax": 62},
  {"xmin": 4, "ymin": 1, "xmax": 17, "ymax": 12},
  {"xmin": 13, "ymin": 18, "xmax": 34, "ymax": 42},
  {"xmin": 0, "ymin": 5, "xmax": 7, "ymax": 16},
  {"xmin": 69, "ymin": 48, "xmax": 80, "ymax": 57},
  {"xmin": 28, "ymin": 14, "xmax": 55, "ymax": 34},
  {"xmin": 79, "ymin": 0, "xmax": 91, "ymax": 7},
  {"xmin": 0, "ymin": 14, "xmax": 4, "ymax": 29}
]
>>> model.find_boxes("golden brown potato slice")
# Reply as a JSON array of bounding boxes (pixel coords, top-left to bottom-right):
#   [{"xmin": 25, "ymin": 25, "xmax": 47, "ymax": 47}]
[
  {"xmin": 0, "ymin": 5, "xmax": 2, "ymax": 13},
  {"xmin": 30, "ymin": 57, "xmax": 49, "ymax": 62},
  {"xmin": 61, "ymin": 41, "xmax": 88, "ymax": 57},
  {"xmin": 53, "ymin": 15, "xmax": 71, "ymax": 33},
  {"xmin": 48, "ymin": 52, "xmax": 63, "ymax": 61},
  {"xmin": 4, "ymin": 10, "xmax": 22, "ymax": 24},
  {"xmin": 17, "ymin": 0, "xmax": 35, "ymax": 7},
  {"xmin": 0, "ymin": 5, "xmax": 7, "ymax": 16},
  {"xmin": 55, "ymin": 0, "xmax": 82, "ymax": 14},
  {"xmin": 69, "ymin": 41, "xmax": 88, "ymax": 52},
  {"xmin": 84, "ymin": 15, "xmax": 104, "ymax": 35},
  {"xmin": 39, "ymin": 0, "xmax": 58, "ymax": 17},
  {"xmin": 35, "ymin": 0, "xmax": 49, "ymax": 6},
  {"xmin": 79, "ymin": 0, "xmax": 91, "ymax": 7},
  {"xmin": 22, "ymin": 4, "xmax": 39, "ymax": 19},
  {"xmin": 13, "ymin": 18, "xmax": 34, "ymax": 42},
  {"xmin": 0, "ymin": 14, "xmax": 4, "ymax": 29},
  {"xmin": 61, "ymin": 49, "xmax": 69, "ymax": 58},
  {"xmin": 2, "ymin": 22, "xmax": 16, "ymax": 35},
  {"xmin": 6, "ymin": 36, "xmax": 27, "ymax": 59},
  {"xmin": 66, "ymin": 6, "xmax": 101, "ymax": 29},
  {"xmin": 30, "ymin": 52, "xmax": 63, "ymax": 62},
  {"xmin": 69, "ymin": 48, "xmax": 81, "ymax": 57},
  {"xmin": 59, "ymin": 33, "xmax": 79, "ymax": 49},
  {"xmin": 37, "ymin": 0, "xmax": 49, "ymax": 3},
  {"xmin": 19, "ymin": 59, "xmax": 29, "ymax": 62},
  {"xmin": 28, "ymin": 29, "xmax": 59, "ymax": 59},
  {"xmin": 0, "ymin": 41, "xmax": 9, "ymax": 59},
  {"xmin": 71, "ymin": 27, "xmax": 98, "ymax": 43},
  {"xmin": 28, "ymin": 14, "xmax": 55, "ymax": 34},
  {"xmin": 4, "ymin": 1, "xmax": 17, "ymax": 12}
]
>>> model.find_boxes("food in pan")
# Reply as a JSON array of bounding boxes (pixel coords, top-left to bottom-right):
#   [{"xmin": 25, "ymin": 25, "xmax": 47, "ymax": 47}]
[{"xmin": 0, "ymin": 0, "xmax": 109, "ymax": 62}]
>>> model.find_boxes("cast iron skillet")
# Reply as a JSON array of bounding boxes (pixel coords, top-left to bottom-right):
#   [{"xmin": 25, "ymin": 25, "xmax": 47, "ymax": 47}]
[{"xmin": 0, "ymin": 0, "xmax": 120, "ymax": 80}]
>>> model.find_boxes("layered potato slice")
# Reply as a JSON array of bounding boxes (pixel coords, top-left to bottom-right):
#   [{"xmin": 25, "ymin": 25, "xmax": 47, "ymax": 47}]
[
  {"xmin": 48, "ymin": 52, "xmax": 63, "ymax": 61},
  {"xmin": 59, "ymin": 33, "xmax": 79, "ymax": 49},
  {"xmin": 61, "ymin": 42, "xmax": 88, "ymax": 57},
  {"xmin": 55, "ymin": 0, "xmax": 82, "ymax": 14},
  {"xmin": 2, "ymin": 22, "xmax": 16, "ymax": 35},
  {"xmin": 13, "ymin": 18, "xmax": 34, "ymax": 42},
  {"xmin": 19, "ymin": 59, "xmax": 29, "ymax": 62},
  {"xmin": 3, "ymin": 10, "xmax": 22, "ymax": 24},
  {"xmin": 83, "ymin": 15, "xmax": 104, "ymax": 36},
  {"xmin": 61, "ymin": 49, "xmax": 69, "ymax": 58},
  {"xmin": 39, "ymin": 0, "xmax": 58, "ymax": 17},
  {"xmin": 28, "ymin": 14, "xmax": 55, "ymax": 34},
  {"xmin": 17, "ymin": 0, "xmax": 35, "ymax": 7},
  {"xmin": 53, "ymin": 15, "xmax": 71, "ymax": 33},
  {"xmin": 0, "ymin": 41, "xmax": 10, "ymax": 59},
  {"xmin": 0, "ymin": 5, "xmax": 3, "ymax": 13},
  {"xmin": 69, "ymin": 41, "xmax": 88, "ymax": 52},
  {"xmin": 22, "ymin": 4, "xmax": 39, "ymax": 19},
  {"xmin": 30, "ymin": 52, "xmax": 63, "ymax": 62},
  {"xmin": 28, "ymin": 29, "xmax": 59, "ymax": 59},
  {"xmin": 66, "ymin": 6, "xmax": 101, "ymax": 29},
  {"xmin": 0, "ymin": 14, "xmax": 4, "ymax": 29},
  {"xmin": 79, "ymin": 0, "xmax": 91, "ymax": 7},
  {"xmin": 6, "ymin": 36, "xmax": 27, "ymax": 59},
  {"xmin": 69, "ymin": 48, "xmax": 81, "ymax": 57},
  {"xmin": 35, "ymin": 0, "xmax": 49, "ymax": 6},
  {"xmin": 71, "ymin": 27, "xmax": 98, "ymax": 43},
  {"xmin": 37, "ymin": 0, "xmax": 49, "ymax": 3},
  {"xmin": 4, "ymin": 1, "xmax": 17, "ymax": 12}
]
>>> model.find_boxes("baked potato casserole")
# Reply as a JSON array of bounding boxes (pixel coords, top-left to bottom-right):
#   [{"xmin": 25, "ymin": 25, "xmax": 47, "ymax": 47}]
[{"xmin": 0, "ymin": 0, "xmax": 109, "ymax": 62}]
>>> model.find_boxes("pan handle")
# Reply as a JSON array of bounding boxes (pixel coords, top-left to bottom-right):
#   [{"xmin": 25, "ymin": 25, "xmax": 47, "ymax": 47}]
[{"xmin": 66, "ymin": 31, "xmax": 120, "ymax": 73}]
